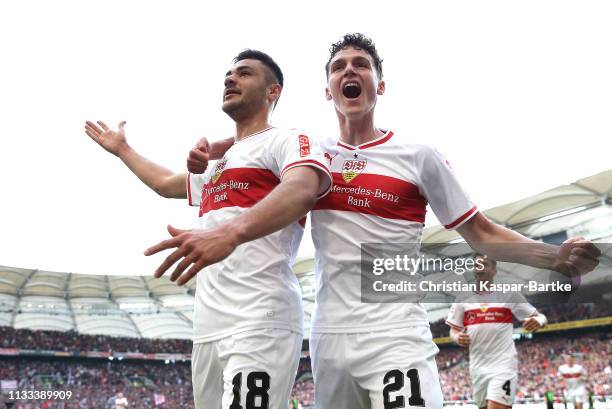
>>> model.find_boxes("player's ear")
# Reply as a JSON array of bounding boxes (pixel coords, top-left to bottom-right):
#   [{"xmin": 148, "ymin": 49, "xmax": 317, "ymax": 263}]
[
  {"xmin": 268, "ymin": 84, "xmax": 282, "ymax": 103},
  {"xmin": 325, "ymin": 87, "xmax": 333, "ymax": 101},
  {"xmin": 377, "ymin": 80, "xmax": 385, "ymax": 96}
]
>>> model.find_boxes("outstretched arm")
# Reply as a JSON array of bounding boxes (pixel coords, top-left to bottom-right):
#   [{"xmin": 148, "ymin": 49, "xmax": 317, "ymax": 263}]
[
  {"xmin": 457, "ymin": 212, "xmax": 600, "ymax": 276},
  {"xmin": 144, "ymin": 165, "xmax": 328, "ymax": 285},
  {"xmin": 84, "ymin": 120, "xmax": 186, "ymax": 198}
]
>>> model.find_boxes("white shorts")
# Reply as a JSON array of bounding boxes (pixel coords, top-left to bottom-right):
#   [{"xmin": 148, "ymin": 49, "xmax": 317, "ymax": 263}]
[
  {"xmin": 310, "ymin": 326, "xmax": 443, "ymax": 409},
  {"xmin": 471, "ymin": 370, "xmax": 517, "ymax": 408},
  {"xmin": 566, "ymin": 387, "xmax": 586, "ymax": 404},
  {"xmin": 192, "ymin": 328, "xmax": 302, "ymax": 409}
]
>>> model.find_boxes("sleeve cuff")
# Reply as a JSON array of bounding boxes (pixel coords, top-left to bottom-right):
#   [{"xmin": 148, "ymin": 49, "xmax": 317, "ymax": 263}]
[
  {"xmin": 534, "ymin": 313, "xmax": 547, "ymax": 327},
  {"xmin": 281, "ymin": 159, "xmax": 333, "ymax": 199},
  {"xmin": 444, "ymin": 205, "xmax": 478, "ymax": 230},
  {"xmin": 445, "ymin": 320, "xmax": 464, "ymax": 330}
]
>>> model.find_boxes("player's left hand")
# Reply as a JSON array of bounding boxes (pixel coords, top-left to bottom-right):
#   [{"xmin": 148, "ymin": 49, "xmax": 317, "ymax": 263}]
[
  {"xmin": 554, "ymin": 237, "xmax": 601, "ymax": 277},
  {"xmin": 187, "ymin": 138, "xmax": 210, "ymax": 174},
  {"xmin": 522, "ymin": 317, "xmax": 542, "ymax": 332},
  {"xmin": 144, "ymin": 224, "xmax": 240, "ymax": 285}
]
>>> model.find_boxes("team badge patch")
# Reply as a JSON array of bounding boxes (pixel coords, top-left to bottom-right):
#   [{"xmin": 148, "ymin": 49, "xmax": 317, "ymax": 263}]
[
  {"xmin": 342, "ymin": 159, "xmax": 367, "ymax": 183},
  {"xmin": 211, "ymin": 157, "xmax": 228, "ymax": 184}
]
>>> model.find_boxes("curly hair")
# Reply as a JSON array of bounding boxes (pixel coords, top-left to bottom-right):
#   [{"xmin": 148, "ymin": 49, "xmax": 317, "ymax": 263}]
[{"xmin": 325, "ymin": 33, "xmax": 383, "ymax": 79}]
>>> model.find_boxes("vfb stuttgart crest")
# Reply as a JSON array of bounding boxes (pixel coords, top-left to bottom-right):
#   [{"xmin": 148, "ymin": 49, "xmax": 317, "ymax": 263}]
[
  {"xmin": 211, "ymin": 157, "xmax": 228, "ymax": 184},
  {"xmin": 342, "ymin": 159, "xmax": 367, "ymax": 183}
]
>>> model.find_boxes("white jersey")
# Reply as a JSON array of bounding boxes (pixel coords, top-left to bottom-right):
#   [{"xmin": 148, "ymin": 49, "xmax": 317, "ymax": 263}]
[
  {"xmin": 187, "ymin": 127, "xmax": 332, "ymax": 343},
  {"xmin": 310, "ymin": 130, "xmax": 477, "ymax": 333},
  {"xmin": 558, "ymin": 364, "xmax": 586, "ymax": 390},
  {"xmin": 115, "ymin": 397, "xmax": 128, "ymax": 409},
  {"xmin": 446, "ymin": 292, "xmax": 537, "ymax": 373}
]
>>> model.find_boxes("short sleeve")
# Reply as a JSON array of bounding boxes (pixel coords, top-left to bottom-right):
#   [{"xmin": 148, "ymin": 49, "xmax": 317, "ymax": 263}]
[
  {"xmin": 187, "ymin": 172, "xmax": 207, "ymax": 207},
  {"xmin": 273, "ymin": 131, "xmax": 333, "ymax": 198},
  {"xmin": 445, "ymin": 303, "xmax": 465, "ymax": 329},
  {"xmin": 418, "ymin": 146, "xmax": 477, "ymax": 229}
]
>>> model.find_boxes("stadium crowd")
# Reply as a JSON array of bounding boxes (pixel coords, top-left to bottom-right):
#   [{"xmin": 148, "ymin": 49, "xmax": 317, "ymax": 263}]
[
  {"xmin": 0, "ymin": 328, "xmax": 191, "ymax": 355},
  {"xmin": 1, "ymin": 333, "xmax": 609, "ymax": 408},
  {"xmin": 0, "ymin": 359, "xmax": 192, "ymax": 409}
]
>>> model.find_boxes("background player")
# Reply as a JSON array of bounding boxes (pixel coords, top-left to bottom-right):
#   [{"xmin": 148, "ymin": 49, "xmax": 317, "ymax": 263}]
[
  {"xmin": 446, "ymin": 254, "xmax": 547, "ymax": 409},
  {"xmin": 114, "ymin": 391, "xmax": 129, "ymax": 409},
  {"xmin": 84, "ymin": 49, "xmax": 332, "ymax": 409},
  {"xmin": 559, "ymin": 354, "xmax": 588, "ymax": 409}
]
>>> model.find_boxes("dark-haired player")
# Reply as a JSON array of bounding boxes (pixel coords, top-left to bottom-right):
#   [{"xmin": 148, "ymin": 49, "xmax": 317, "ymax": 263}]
[
  {"xmin": 85, "ymin": 49, "xmax": 332, "ymax": 409},
  {"xmin": 446, "ymin": 255, "xmax": 547, "ymax": 409}
]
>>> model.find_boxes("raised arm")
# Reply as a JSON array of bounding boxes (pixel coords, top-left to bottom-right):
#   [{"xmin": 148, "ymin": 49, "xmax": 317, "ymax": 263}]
[
  {"xmin": 456, "ymin": 212, "xmax": 601, "ymax": 276},
  {"xmin": 84, "ymin": 120, "xmax": 186, "ymax": 198},
  {"xmin": 144, "ymin": 165, "xmax": 328, "ymax": 285},
  {"xmin": 187, "ymin": 137, "xmax": 234, "ymax": 174}
]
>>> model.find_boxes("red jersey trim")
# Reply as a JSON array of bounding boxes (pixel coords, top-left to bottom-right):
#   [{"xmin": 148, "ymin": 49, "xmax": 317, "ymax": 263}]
[
  {"xmin": 444, "ymin": 205, "xmax": 478, "ymax": 229},
  {"xmin": 281, "ymin": 159, "xmax": 331, "ymax": 178},
  {"xmin": 187, "ymin": 174, "xmax": 193, "ymax": 207},
  {"xmin": 336, "ymin": 130, "xmax": 394, "ymax": 151},
  {"xmin": 281, "ymin": 159, "xmax": 333, "ymax": 199},
  {"xmin": 445, "ymin": 320, "xmax": 464, "ymax": 330}
]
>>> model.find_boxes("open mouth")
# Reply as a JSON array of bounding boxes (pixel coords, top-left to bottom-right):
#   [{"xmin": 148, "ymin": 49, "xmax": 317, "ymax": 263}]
[{"xmin": 342, "ymin": 82, "xmax": 361, "ymax": 99}]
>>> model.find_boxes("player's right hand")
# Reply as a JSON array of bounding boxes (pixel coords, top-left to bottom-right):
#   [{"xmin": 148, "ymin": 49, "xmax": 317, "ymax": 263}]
[
  {"xmin": 84, "ymin": 120, "xmax": 128, "ymax": 157},
  {"xmin": 554, "ymin": 236, "xmax": 601, "ymax": 277},
  {"xmin": 187, "ymin": 137, "xmax": 210, "ymax": 174},
  {"xmin": 456, "ymin": 329, "xmax": 471, "ymax": 347}
]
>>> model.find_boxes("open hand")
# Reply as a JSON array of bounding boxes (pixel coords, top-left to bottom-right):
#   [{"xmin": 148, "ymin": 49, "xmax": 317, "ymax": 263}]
[
  {"xmin": 84, "ymin": 120, "xmax": 128, "ymax": 156},
  {"xmin": 144, "ymin": 224, "xmax": 240, "ymax": 286}
]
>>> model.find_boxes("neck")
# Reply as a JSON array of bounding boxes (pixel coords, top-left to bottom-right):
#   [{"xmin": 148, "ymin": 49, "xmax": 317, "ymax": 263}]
[
  {"xmin": 234, "ymin": 110, "xmax": 272, "ymax": 141},
  {"xmin": 336, "ymin": 110, "xmax": 384, "ymax": 146}
]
